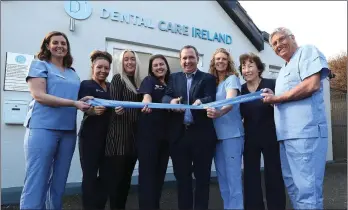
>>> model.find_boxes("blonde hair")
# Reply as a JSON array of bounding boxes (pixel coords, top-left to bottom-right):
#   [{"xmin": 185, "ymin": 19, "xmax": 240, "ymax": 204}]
[
  {"xmin": 114, "ymin": 49, "xmax": 141, "ymax": 94},
  {"xmin": 208, "ymin": 48, "xmax": 239, "ymax": 85}
]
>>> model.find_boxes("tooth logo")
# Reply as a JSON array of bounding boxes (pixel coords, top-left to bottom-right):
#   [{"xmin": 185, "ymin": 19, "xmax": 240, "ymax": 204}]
[
  {"xmin": 64, "ymin": 1, "xmax": 92, "ymax": 20},
  {"xmin": 15, "ymin": 55, "xmax": 26, "ymax": 64}
]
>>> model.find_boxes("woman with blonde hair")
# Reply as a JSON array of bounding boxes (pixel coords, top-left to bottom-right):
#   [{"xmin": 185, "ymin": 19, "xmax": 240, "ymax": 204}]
[
  {"xmin": 102, "ymin": 49, "xmax": 142, "ymax": 209},
  {"xmin": 205, "ymin": 48, "xmax": 244, "ymax": 209}
]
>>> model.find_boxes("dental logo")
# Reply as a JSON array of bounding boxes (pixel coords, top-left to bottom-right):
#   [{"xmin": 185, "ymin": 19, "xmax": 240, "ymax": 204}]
[
  {"xmin": 64, "ymin": 1, "xmax": 92, "ymax": 20},
  {"xmin": 154, "ymin": 85, "xmax": 164, "ymax": 90},
  {"xmin": 15, "ymin": 55, "xmax": 26, "ymax": 64}
]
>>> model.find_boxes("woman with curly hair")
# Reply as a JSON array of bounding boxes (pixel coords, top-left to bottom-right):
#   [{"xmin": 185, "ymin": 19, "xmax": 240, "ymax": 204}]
[
  {"xmin": 78, "ymin": 50, "xmax": 113, "ymax": 210},
  {"xmin": 205, "ymin": 48, "xmax": 244, "ymax": 210},
  {"xmin": 20, "ymin": 31, "xmax": 92, "ymax": 209}
]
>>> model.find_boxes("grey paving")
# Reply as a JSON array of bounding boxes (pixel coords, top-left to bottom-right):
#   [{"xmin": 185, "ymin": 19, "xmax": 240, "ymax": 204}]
[{"xmin": 2, "ymin": 162, "xmax": 346, "ymax": 210}]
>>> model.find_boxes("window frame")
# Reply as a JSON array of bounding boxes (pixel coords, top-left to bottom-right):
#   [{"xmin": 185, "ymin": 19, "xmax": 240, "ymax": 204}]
[{"xmin": 106, "ymin": 41, "xmax": 204, "ymax": 81}]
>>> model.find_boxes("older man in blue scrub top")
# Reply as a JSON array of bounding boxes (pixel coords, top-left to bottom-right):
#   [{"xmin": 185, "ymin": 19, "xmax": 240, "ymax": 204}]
[{"xmin": 262, "ymin": 27, "xmax": 330, "ymax": 210}]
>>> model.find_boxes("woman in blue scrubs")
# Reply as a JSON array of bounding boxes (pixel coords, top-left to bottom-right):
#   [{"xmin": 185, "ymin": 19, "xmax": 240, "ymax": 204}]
[
  {"xmin": 239, "ymin": 53, "xmax": 285, "ymax": 210},
  {"xmin": 136, "ymin": 54, "xmax": 171, "ymax": 210},
  {"xmin": 78, "ymin": 50, "xmax": 113, "ymax": 210},
  {"xmin": 263, "ymin": 27, "xmax": 330, "ymax": 209},
  {"xmin": 20, "ymin": 31, "xmax": 92, "ymax": 209},
  {"xmin": 206, "ymin": 48, "xmax": 244, "ymax": 210}
]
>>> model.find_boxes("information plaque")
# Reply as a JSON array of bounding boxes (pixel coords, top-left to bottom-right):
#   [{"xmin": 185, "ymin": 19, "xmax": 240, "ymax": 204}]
[{"xmin": 4, "ymin": 52, "xmax": 35, "ymax": 92}]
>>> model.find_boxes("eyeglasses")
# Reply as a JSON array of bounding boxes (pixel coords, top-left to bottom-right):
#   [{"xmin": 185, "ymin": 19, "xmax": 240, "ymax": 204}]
[{"xmin": 271, "ymin": 35, "xmax": 291, "ymax": 49}]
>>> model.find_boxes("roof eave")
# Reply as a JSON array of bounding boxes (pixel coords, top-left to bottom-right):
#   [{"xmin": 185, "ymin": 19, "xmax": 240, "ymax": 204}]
[{"xmin": 217, "ymin": 0, "xmax": 264, "ymax": 51}]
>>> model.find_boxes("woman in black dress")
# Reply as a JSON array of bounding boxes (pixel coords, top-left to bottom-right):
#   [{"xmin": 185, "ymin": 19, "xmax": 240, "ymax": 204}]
[
  {"xmin": 136, "ymin": 54, "xmax": 171, "ymax": 210},
  {"xmin": 239, "ymin": 53, "xmax": 286, "ymax": 210},
  {"xmin": 78, "ymin": 50, "xmax": 113, "ymax": 210}
]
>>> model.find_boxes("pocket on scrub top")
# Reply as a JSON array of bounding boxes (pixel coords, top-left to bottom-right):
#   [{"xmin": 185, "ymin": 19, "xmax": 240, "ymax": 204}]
[{"xmin": 283, "ymin": 70, "xmax": 300, "ymax": 90}]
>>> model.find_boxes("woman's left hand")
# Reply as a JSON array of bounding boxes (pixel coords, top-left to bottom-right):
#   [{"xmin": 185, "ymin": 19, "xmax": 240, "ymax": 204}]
[
  {"xmin": 94, "ymin": 106, "xmax": 106, "ymax": 115},
  {"xmin": 206, "ymin": 107, "xmax": 221, "ymax": 119}
]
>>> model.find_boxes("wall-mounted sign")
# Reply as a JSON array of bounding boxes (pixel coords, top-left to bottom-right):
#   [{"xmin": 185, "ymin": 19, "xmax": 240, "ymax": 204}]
[
  {"xmin": 4, "ymin": 52, "xmax": 34, "ymax": 92},
  {"xmin": 64, "ymin": 1, "xmax": 232, "ymax": 45},
  {"xmin": 64, "ymin": 1, "xmax": 92, "ymax": 20}
]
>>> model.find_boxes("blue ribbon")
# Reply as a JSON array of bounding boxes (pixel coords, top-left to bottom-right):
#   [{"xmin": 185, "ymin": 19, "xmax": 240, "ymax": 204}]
[{"xmin": 86, "ymin": 90, "xmax": 263, "ymax": 109}]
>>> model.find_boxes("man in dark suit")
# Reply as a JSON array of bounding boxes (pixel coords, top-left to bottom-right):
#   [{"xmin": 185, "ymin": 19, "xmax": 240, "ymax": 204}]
[{"xmin": 162, "ymin": 45, "xmax": 217, "ymax": 210}]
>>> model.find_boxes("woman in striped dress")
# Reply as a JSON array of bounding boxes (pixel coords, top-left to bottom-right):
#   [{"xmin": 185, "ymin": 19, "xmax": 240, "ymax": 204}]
[{"xmin": 102, "ymin": 49, "xmax": 143, "ymax": 210}]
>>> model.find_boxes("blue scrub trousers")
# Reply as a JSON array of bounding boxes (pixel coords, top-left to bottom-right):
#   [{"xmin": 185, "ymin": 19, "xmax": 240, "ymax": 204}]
[
  {"xmin": 214, "ymin": 136, "xmax": 244, "ymax": 210},
  {"xmin": 20, "ymin": 128, "xmax": 77, "ymax": 210},
  {"xmin": 280, "ymin": 137, "xmax": 328, "ymax": 209}
]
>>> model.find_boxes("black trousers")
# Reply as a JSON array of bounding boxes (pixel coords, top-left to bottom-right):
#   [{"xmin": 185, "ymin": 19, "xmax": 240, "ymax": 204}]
[
  {"xmin": 137, "ymin": 136, "xmax": 169, "ymax": 210},
  {"xmin": 79, "ymin": 136, "xmax": 107, "ymax": 210},
  {"xmin": 243, "ymin": 137, "xmax": 286, "ymax": 210},
  {"xmin": 103, "ymin": 155, "xmax": 137, "ymax": 210},
  {"xmin": 170, "ymin": 125, "xmax": 216, "ymax": 210}
]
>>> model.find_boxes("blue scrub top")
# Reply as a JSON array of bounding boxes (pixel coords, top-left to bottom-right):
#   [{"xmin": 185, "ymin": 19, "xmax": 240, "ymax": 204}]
[
  {"xmin": 274, "ymin": 45, "xmax": 330, "ymax": 140},
  {"xmin": 213, "ymin": 75, "xmax": 244, "ymax": 140},
  {"xmin": 24, "ymin": 60, "xmax": 81, "ymax": 130}
]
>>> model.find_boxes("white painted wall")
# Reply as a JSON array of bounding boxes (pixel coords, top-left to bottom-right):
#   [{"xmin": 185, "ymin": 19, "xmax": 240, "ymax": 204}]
[{"xmin": 1, "ymin": 1, "xmax": 332, "ymax": 189}]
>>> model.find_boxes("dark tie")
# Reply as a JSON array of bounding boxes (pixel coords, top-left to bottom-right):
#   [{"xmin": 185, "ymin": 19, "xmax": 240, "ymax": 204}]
[{"xmin": 186, "ymin": 73, "xmax": 193, "ymax": 79}]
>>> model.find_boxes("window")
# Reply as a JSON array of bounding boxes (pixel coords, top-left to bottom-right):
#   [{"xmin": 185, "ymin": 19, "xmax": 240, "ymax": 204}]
[
  {"xmin": 267, "ymin": 64, "xmax": 282, "ymax": 79},
  {"xmin": 136, "ymin": 51, "xmax": 152, "ymax": 79},
  {"xmin": 166, "ymin": 56, "xmax": 181, "ymax": 73},
  {"xmin": 106, "ymin": 40, "xmax": 204, "ymax": 81},
  {"xmin": 269, "ymin": 64, "xmax": 282, "ymax": 71}
]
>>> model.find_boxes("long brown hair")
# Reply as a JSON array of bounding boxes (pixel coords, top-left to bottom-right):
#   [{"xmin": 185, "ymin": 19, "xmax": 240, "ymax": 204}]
[
  {"xmin": 208, "ymin": 48, "xmax": 239, "ymax": 85},
  {"xmin": 37, "ymin": 31, "xmax": 73, "ymax": 68}
]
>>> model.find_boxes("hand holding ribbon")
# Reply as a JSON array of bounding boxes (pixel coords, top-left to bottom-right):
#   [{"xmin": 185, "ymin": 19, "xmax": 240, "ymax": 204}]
[{"xmin": 85, "ymin": 90, "xmax": 264, "ymax": 110}]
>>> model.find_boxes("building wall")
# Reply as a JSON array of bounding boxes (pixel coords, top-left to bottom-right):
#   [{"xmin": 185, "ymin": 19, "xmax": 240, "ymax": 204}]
[{"xmin": 0, "ymin": 0, "xmax": 332, "ymax": 192}]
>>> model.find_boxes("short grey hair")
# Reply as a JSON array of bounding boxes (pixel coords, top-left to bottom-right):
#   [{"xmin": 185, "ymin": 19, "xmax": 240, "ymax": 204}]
[{"xmin": 269, "ymin": 27, "xmax": 294, "ymax": 44}]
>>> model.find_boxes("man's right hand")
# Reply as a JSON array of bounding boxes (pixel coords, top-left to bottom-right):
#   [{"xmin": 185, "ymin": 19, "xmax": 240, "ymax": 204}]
[{"xmin": 170, "ymin": 97, "xmax": 185, "ymax": 112}]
